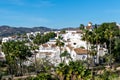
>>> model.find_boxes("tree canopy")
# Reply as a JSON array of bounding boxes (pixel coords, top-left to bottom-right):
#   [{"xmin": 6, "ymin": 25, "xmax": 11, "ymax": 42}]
[{"xmin": 2, "ymin": 41, "xmax": 32, "ymax": 75}]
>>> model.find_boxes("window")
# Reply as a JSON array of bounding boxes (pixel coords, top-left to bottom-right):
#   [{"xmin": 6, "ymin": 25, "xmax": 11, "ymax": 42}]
[
  {"xmin": 82, "ymin": 55, "xmax": 85, "ymax": 59},
  {"xmin": 73, "ymin": 43, "xmax": 76, "ymax": 45}
]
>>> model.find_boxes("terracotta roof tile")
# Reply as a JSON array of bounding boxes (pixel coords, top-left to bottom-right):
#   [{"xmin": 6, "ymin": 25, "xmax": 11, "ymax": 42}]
[
  {"xmin": 51, "ymin": 44, "xmax": 56, "ymax": 47},
  {"xmin": 40, "ymin": 52, "xmax": 52, "ymax": 55},
  {"xmin": 66, "ymin": 44, "xmax": 74, "ymax": 50},
  {"xmin": 86, "ymin": 26, "xmax": 92, "ymax": 29},
  {"xmin": 76, "ymin": 30, "xmax": 83, "ymax": 33},
  {"xmin": 74, "ymin": 48, "xmax": 88, "ymax": 55},
  {"xmin": 42, "ymin": 44, "xmax": 49, "ymax": 47}
]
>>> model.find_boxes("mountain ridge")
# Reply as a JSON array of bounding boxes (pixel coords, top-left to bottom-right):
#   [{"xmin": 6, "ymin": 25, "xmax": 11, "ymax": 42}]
[
  {"xmin": 0, "ymin": 25, "xmax": 58, "ymax": 37},
  {"xmin": 0, "ymin": 25, "xmax": 79, "ymax": 37}
]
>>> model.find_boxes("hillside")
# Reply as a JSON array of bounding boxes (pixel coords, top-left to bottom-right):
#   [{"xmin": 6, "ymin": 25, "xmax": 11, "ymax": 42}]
[{"xmin": 0, "ymin": 25, "xmax": 57, "ymax": 37}]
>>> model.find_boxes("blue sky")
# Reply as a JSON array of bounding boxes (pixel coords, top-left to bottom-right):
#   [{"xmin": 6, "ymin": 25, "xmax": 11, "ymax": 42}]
[{"xmin": 0, "ymin": 0, "xmax": 120, "ymax": 28}]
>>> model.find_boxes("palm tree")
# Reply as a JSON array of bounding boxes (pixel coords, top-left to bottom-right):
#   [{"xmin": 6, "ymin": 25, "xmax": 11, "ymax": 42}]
[
  {"xmin": 56, "ymin": 63, "xmax": 66, "ymax": 80},
  {"xmin": 85, "ymin": 31, "xmax": 97, "ymax": 80},
  {"xmin": 84, "ymin": 30, "xmax": 101, "ymax": 80},
  {"xmin": 89, "ymin": 45, "xmax": 97, "ymax": 80},
  {"xmin": 82, "ymin": 30, "xmax": 91, "ymax": 68},
  {"xmin": 98, "ymin": 69, "xmax": 118, "ymax": 80},
  {"xmin": 30, "ymin": 44, "xmax": 39, "ymax": 73},
  {"xmin": 60, "ymin": 50, "xmax": 72, "ymax": 63},
  {"xmin": 13, "ymin": 41, "xmax": 32, "ymax": 76},
  {"xmin": 113, "ymin": 37, "xmax": 120, "ymax": 62},
  {"xmin": 91, "ymin": 28, "xmax": 102, "ymax": 64},
  {"xmin": 104, "ymin": 28, "xmax": 114, "ymax": 67},
  {"xmin": 2, "ymin": 41, "xmax": 14, "ymax": 75},
  {"xmin": 56, "ymin": 61, "xmax": 91, "ymax": 80},
  {"xmin": 79, "ymin": 24, "xmax": 85, "ymax": 30},
  {"xmin": 56, "ymin": 35, "xmax": 64, "ymax": 62},
  {"xmin": 2, "ymin": 41, "xmax": 32, "ymax": 76}
]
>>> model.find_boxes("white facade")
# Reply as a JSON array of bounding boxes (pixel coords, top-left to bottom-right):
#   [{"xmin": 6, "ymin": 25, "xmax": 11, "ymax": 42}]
[
  {"xmin": 1, "ymin": 29, "xmax": 108, "ymax": 66},
  {"xmin": 71, "ymin": 50, "xmax": 87, "ymax": 61},
  {"xmin": 116, "ymin": 23, "xmax": 120, "ymax": 29},
  {"xmin": 2, "ymin": 37, "xmax": 13, "ymax": 43},
  {"xmin": 0, "ymin": 52, "xmax": 6, "ymax": 61}
]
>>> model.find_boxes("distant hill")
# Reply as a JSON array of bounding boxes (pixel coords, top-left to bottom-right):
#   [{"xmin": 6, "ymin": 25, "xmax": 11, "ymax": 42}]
[
  {"xmin": 61, "ymin": 27, "xmax": 79, "ymax": 30},
  {"xmin": 0, "ymin": 25, "xmax": 57, "ymax": 37}
]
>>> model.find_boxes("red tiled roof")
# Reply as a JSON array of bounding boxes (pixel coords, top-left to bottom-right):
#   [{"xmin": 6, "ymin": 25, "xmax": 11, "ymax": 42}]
[
  {"xmin": 74, "ymin": 48, "xmax": 88, "ymax": 55},
  {"xmin": 42, "ymin": 44, "xmax": 49, "ymax": 47},
  {"xmin": 40, "ymin": 52, "xmax": 52, "ymax": 55},
  {"xmin": 76, "ymin": 30, "xmax": 83, "ymax": 33},
  {"xmin": 66, "ymin": 44, "xmax": 74, "ymax": 50},
  {"xmin": 86, "ymin": 26, "xmax": 92, "ymax": 29},
  {"xmin": 51, "ymin": 44, "xmax": 56, "ymax": 47}
]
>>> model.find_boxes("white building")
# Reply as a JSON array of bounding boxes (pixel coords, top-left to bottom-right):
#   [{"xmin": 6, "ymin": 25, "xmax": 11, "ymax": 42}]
[
  {"xmin": 2, "ymin": 37, "xmax": 13, "ymax": 43},
  {"xmin": 71, "ymin": 48, "xmax": 88, "ymax": 61},
  {"xmin": 0, "ymin": 52, "xmax": 6, "ymax": 61},
  {"xmin": 85, "ymin": 22, "xmax": 93, "ymax": 31},
  {"xmin": 23, "ymin": 28, "xmax": 108, "ymax": 66}
]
